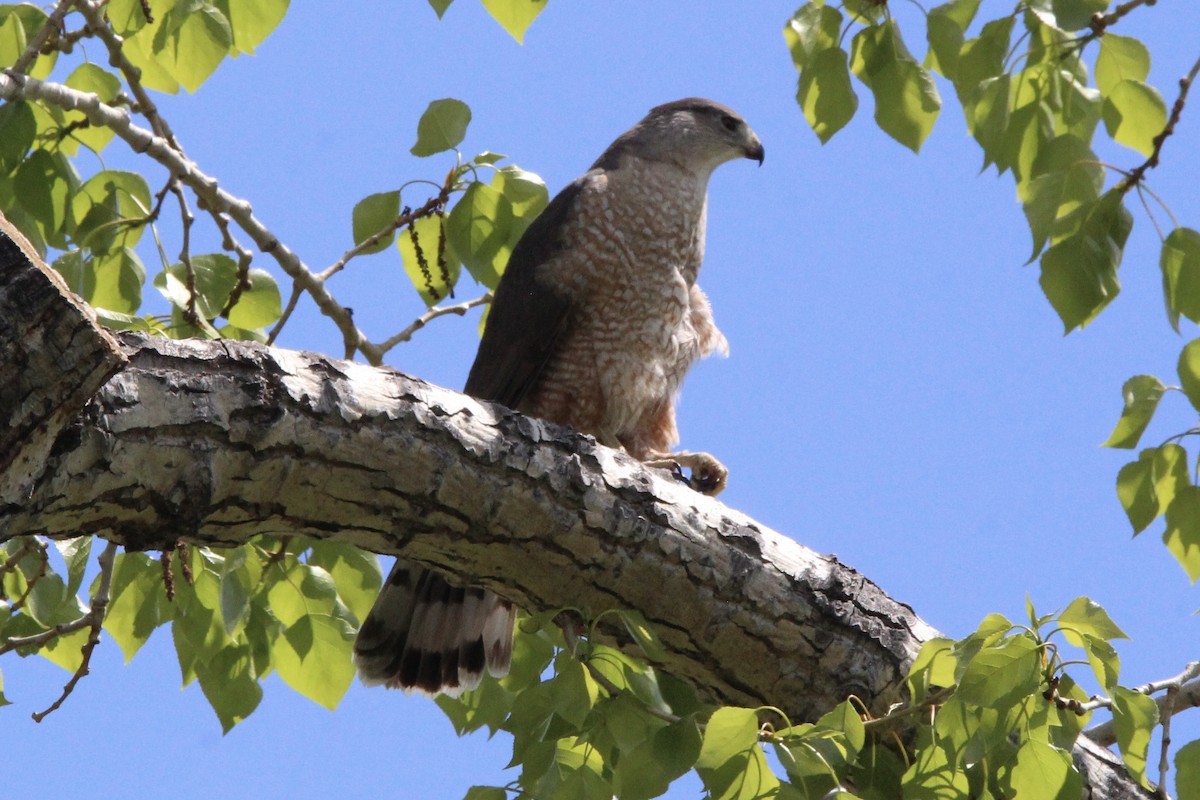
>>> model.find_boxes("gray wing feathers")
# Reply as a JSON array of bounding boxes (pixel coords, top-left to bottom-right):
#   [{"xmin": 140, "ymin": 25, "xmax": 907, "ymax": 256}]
[{"xmin": 352, "ymin": 561, "xmax": 514, "ymax": 696}]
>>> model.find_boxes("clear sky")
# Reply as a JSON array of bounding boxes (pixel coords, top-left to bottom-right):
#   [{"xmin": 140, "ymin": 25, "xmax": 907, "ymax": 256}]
[{"xmin": 7, "ymin": 1, "xmax": 1200, "ymax": 797}]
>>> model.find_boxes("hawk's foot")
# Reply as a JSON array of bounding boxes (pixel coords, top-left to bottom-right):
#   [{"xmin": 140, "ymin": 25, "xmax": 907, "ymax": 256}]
[{"xmin": 643, "ymin": 450, "xmax": 728, "ymax": 496}]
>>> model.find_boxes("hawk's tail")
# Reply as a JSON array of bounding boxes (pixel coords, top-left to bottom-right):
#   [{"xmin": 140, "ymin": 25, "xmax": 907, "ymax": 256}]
[{"xmin": 352, "ymin": 560, "xmax": 515, "ymax": 697}]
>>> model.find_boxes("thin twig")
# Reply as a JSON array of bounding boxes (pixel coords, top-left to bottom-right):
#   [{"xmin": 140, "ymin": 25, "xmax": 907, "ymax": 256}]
[
  {"xmin": 25, "ymin": 541, "xmax": 119, "ymax": 722},
  {"xmin": 317, "ymin": 194, "xmax": 447, "ymax": 283},
  {"xmin": 0, "ymin": 71, "xmax": 374, "ymax": 361},
  {"xmin": 1087, "ymin": 0, "xmax": 1156, "ymax": 38},
  {"xmin": 10, "ymin": 0, "xmax": 74, "ymax": 75},
  {"xmin": 74, "ymin": 0, "xmax": 181, "ymax": 149},
  {"xmin": 1084, "ymin": 661, "xmax": 1200, "ymax": 746},
  {"xmin": 267, "ymin": 283, "xmax": 304, "ymax": 345},
  {"xmin": 374, "ymin": 292, "xmax": 492, "ymax": 355}
]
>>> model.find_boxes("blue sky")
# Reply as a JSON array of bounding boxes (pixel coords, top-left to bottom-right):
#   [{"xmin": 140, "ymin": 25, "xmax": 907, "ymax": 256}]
[{"xmin": 7, "ymin": 1, "xmax": 1200, "ymax": 796}]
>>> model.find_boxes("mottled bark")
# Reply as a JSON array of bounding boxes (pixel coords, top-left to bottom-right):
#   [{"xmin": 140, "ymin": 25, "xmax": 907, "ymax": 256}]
[
  {"xmin": 0, "ymin": 217, "xmax": 126, "ymax": 505},
  {"xmin": 0, "ymin": 229, "xmax": 1150, "ymax": 798}
]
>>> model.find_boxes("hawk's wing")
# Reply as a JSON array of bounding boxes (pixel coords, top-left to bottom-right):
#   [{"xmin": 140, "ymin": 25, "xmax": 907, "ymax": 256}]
[{"xmin": 463, "ymin": 174, "xmax": 590, "ymax": 408}]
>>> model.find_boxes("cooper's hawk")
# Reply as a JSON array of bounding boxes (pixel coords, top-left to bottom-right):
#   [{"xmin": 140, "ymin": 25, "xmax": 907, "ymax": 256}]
[{"xmin": 353, "ymin": 98, "xmax": 764, "ymax": 695}]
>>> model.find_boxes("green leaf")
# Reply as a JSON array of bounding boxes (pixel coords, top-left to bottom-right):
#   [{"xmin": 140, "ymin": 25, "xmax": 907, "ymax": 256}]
[
  {"xmin": 783, "ymin": 3, "xmax": 842, "ymax": 72},
  {"xmin": 902, "ymin": 737, "xmax": 970, "ymax": 797},
  {"xmin": 1102, "ymin": 80, "xmax": 1167, "ymax": 158},
  {"xmin": 697, "ymin": 707, "xmax": 760, "ymax": 770},
  {"xmin": 152, "ymin": 1, "xmax": 234, "ymax": 93},
  {"xmin": 1050, "ymin": 0, "xmax": 1109, "ymax": 31},
  {"xmin": 479, "ymin": 0, "xmax": 547, "ymax": 43},
  {"xmin": 1179, "ymin": 338, "xmax": 1200, "ymax": 411},
  {"xmin": 956, "ymin": 634, "xmax": 1041, "ymax": 710},
  {"xmin": 225, "ymin": 268, "xmax": 281, "ymax": 330},
  {"xmin": 907, "ymin": 637, "xmax": 957, "ymax": 703},
  {"xmin": 953, "ymin": 16, "xmax": 1014, "ymax": 103},
  {"xmin": 399, "ymin": 214, "xmax": 461, "ymax": 305},
  {"xmin": 1004, "ymin": 740, "xmax": 1081, "ymax": 800},
  {"xmin": 428, "ymin": 0, "xmax": 454, "ymax": 19},
  {"xmin": 153, "ymin": 253, "xmax": 240, "ymax": 319},
  {"xmin": 195, "ymin": 643, "xmax": 262, "ymax": 732},
  {"xmin": 1079, "ymin": 633, "xmax": 1120, "ymax": 692},
  {"xmin": 63, "ymin": 64, "xmax": 122, "ymax": 152},
  {"xmin": 1057, "ymin": 597, "xmax": 1128, "ymax": 644},
  {"xmin": 1095, "ymin": 34, "xmax": 1150, "ymax": 97},
  {"xmin": 411, "ymin": 98, "xmax": 472, "ymax": 157},
  {"xmin": 619, "ymin": 610, "xmax": 667, "ymax": 662},
  {"xmin": 445, "ymin": 181, "xmax": 513, "ymax": 289},
  {"xmin": 351, "ymin": 190, "xmax": 400, "ymax": 255},
  {"xmin": 306, "ymin": 542, "xmax": 382, "ymax": 625},
  {"xmin": 463, "ymin": 788, "xmax": 506, "ymax": 800},
  {"xmin": 0, "ymin": 101, "xmax": 36, "ymax": 172},
  {"xmin": 1175, "ymin": 740, "xmax": 1200, "ymax": 800},
  {"xmin": 1111, "ymin": 686, "xmax": 1159, "ymax": 787},
  {"xmin": 850, "ymin": 21, "xmax": 941, "ymax": 153},
  {"xmin": 1038, "ymin": 189, "xmax": 1131, "ymax": 332},
  {"xmin": 72, "ymin": 169, "xmax": 152, "ymax": 254},
  {"xmin": 1020, "ymin": 133, "xmax": 1102, "ymax": 260},
  {"xmin": 1163, "ymin": 485, "xmax": 1200, "ymax": 582},
  {"xmin": 1101, "ymin": 375, "xmax": 1165, "ymax": 449},
  {"xmin": 616, "ymin": 717, "xmax": 703, "ymax": 800},
  {"xmin": 119, "ymin": 26, "xmax": 180, "ymax": 93},
  {"xmin": 1116, "ymin": 445, "xmax": 1188, "ymax": 534},
  {"xmin": 215, "ymin": 0, "xmax": 288, "ymax": 54},
  {"xmin": 104, "ymin": 552, "xmax": 170, "ymax": 662},
  {"xmin": 923, "ymin": 0, "xmax": 981, "ymax": 79},
  {"xmin": 55, "ymin": 537, "xmax": 91, "ymax": 597},
  {"xmin": 1161, "ymin": 227, "xmax": 1200, "ymax": 331},
  {"xmin": 797, "ymin": 47, "xmax": 858, "ymax": 144},
  {"xmin": 965, "ymin": 74, "xmax": 1011, "ymax": 170},
  {"xmin": 267, "ymin": 562, "xmax": 338, "ymax": 626},
  {"xmin": 272, "ymin": 613, "xmax": 356, "ymax": 710},
  {"xmin": 14, "ymin": 149, "xmax": 78, "ymax": 241}
]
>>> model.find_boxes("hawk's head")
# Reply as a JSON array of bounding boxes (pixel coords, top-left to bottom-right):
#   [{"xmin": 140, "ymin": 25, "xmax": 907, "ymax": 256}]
[{"xmin": 596, "ymin": 98, "xmax": 764, "ymax": 176}]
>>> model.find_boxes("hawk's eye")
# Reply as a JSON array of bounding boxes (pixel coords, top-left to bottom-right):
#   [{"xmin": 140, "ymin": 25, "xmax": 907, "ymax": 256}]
[{"xmin": 719, "ymin": 113, "xmax": 740, "ymax": 133}]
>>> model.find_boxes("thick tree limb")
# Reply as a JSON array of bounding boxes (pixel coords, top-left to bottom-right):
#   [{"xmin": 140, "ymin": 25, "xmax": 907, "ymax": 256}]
[
  {"xmin": 1, "ymin": 330, "xmax": 935, "ymax": 721},
  {"xmin": 0, "ymin": 216, "xmax": 126, "ymax": 505},
  {"xmin": 0, "ymin": 237, "xmax": 1154, "ymax": 798}
]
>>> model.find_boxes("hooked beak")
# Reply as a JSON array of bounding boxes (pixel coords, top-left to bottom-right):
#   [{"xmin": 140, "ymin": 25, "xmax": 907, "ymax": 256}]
[{"xmin": 744, "ymin": 135, "xmax": 764, "ymax": 166}]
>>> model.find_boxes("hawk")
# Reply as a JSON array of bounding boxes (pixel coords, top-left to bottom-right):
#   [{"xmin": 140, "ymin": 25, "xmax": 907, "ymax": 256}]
[{"xmin": 353, "ymin": 98, "xmax": 764, "ymax": 695}]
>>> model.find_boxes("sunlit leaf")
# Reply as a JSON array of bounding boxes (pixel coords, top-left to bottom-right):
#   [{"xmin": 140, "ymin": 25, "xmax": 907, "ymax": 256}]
[
  {"xmin": 850, "ymin": 21, "xmax": 941, "ymax": 152},
  {"xmin": 272, "ymin": 613, "xmax": 356, "ymax": 710},
  {"xmin": 1176, "ymin": 740, "xmax": 1200, "ymax": 800},
  {"xmin": 1102, "ymin": 80, "xmax": 1167, "ymax": 158},
  {"xmin": 797, "ymin": 46, "xmax": 858, "ymax": 144},
  {"xmin": 225, "ymin": 268, "xmax": 282, "ymax": 330},
  {"xmin": 479, "ymin": 0, "xmax": 547, "ymax": 44},
  {"xmin": 1111, "ymin": 686, "xmax": 1159, "ymax": 787},
  {"xmin": 351, "ymin": 190, "xmax": 400, "ymax": 255},
  {"xmin": 1095, "ymin": 34, "xmax": 1150, "ymax": 96},
  {"xmin": 445, "ymin": 181, "xmax": 513, "ymax": 289},
  {"xmin": 1004, "ymin": 739, "xmax": 1081, "ymax": 799},
  {"xmin": 411, "ymin": 98, "xmax": 471, "ymax": 157},
  {"xmin": 151, "ymin": 1, "xmax": 233, "ymax": 93},
  {"xmin": 957, "ymin": 634, "xmax": 1041, "ymax": 710},
  {"xmin": 1163, "ymin": 486, "xmax": 1200, "ymax": 582},
  {"xmin": 1161, "ymin": 227, "xmax": 1200, "ymax": 330},
  {"xmin": 215, "ymin": 0, "xmax": 288, "ymax": 54},
  {"xmin": 783, "ymin": 3, "xmax": 842, "ymax": 71},
  {"xmin": 1101, "ymin": 375, "xmax": 1165, "ymax": 449},
  {"xmin": 195, "ymin": 643, "xmax": 262, "ymax": 732},
  {"xmin": 399, "ymin": 214, "xmax": 461, "ymax": 305},
  {"xmin": 923, "ymin": 0, "xmax": 981, "ymax": 79}
]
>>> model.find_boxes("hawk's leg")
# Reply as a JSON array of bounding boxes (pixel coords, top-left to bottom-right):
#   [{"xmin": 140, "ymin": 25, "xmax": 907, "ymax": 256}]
[{"xmin": 643, "ymin": 450, "xmax": 728, "ymax": 496}]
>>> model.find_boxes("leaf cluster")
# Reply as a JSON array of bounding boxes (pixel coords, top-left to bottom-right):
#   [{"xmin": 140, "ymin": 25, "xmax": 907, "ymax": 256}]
[{"xmin": 0, "ymin": 536, "xmax": 380, "ymax": 732}]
